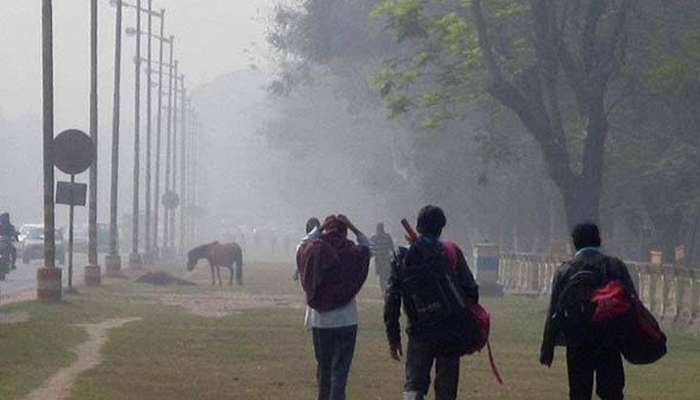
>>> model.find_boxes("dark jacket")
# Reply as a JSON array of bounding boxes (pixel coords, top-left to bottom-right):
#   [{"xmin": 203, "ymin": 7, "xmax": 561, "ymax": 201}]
[
  {"xmin": 540, "ymin": 249, "xmax": 638, "ymax": 359},
  {"xmin": 0, "ymin": 222, "xmax": 18, "ymax": 239},
  {"xmin": 384, "ymin": 236, "xmax": 479, "ymax": 345}
]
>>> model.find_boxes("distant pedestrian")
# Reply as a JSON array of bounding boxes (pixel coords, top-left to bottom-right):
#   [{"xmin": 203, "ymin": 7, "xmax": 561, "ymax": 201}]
[
  {"xmin": 297, "ymin": 215, "xmax": 371, "ymax": 400},
  {"xmin": 540, "ymin": 222, "xmax": 638, "ymax": 400},
  {"xmin": 0, "ymin": 212, "xmax": 19, "ymax": 269},
  {"xmin": 384, "ymin": 206, "xmax": 479, "ymax": 400},
  {"xmin": 370, "ymin": 223, "xmax": 394, "ymax": 293},
  {"xmin": 293, "ymin": 217, "xmax": 321, "ymax": 281}
]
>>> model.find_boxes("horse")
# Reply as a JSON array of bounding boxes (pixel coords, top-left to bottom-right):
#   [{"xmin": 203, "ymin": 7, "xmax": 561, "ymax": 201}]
[{"xmin": 187, "ymin": 242, "xmax": 244, "ymax": 286}]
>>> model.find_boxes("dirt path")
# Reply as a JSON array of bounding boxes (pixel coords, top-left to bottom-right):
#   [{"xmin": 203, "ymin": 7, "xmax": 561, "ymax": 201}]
[{"xmin": 24, "ymin": 317, "xmax": 141, "ymax": 400}]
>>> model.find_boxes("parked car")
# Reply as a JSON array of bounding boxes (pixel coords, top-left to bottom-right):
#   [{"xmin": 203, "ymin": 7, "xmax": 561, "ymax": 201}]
[{"xmin": 18, "ymin": 224, "xmax": 66, "ymax": 265}]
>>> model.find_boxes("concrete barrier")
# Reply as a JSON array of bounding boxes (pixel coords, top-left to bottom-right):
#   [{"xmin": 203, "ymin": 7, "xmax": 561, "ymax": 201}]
[
  {"xmin": 473, "ymin": 243, "xmax": 503, "ymax": 296},
  {"xmin": 37, "ymin": 267, "xmax": 62, "ymax": 302},
  {"xmin": 84, "ymin": 265, "xmax": 101, "ymax": 286},
  {"xmin": 500, "ymin": 253, "xmax": 700, "ymax": 333}
]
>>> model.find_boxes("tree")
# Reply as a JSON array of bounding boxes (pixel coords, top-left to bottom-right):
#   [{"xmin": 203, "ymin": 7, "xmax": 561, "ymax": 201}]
[{"xmin": 374, "ymin": 0, "xmax": 637, "ymax": 228}]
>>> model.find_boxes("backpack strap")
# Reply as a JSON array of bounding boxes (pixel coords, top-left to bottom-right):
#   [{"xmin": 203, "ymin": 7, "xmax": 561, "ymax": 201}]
[{"xmin": 441, "ymin": 240, "xmax": 459, "ymax": 271}]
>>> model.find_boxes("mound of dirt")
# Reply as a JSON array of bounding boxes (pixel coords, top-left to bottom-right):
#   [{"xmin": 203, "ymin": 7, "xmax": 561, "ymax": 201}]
[{"xmin": 135, "ymin": 271, "xmax": 196, "ymax": 286}]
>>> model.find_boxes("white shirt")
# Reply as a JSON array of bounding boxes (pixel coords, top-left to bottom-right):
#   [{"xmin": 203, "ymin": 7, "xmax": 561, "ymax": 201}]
[{"xmin": 298, "ymin": 228, "xmax": 370, "ymax": 329}]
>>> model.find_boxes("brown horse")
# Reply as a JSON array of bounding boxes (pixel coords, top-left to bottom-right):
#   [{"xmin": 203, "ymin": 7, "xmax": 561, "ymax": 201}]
[{"xmin": 187, "ymin": 242, "xmax": 244, "ymax": 286}]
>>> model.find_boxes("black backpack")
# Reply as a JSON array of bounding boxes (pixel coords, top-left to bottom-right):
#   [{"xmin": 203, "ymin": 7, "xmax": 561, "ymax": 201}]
[
  {"xmin": 554, "ymin": 260, "xmax": 607, "ymax": 344},
  {"xmin": 394, "ymin": 242, "xmax": 476, "ymax": 356}
]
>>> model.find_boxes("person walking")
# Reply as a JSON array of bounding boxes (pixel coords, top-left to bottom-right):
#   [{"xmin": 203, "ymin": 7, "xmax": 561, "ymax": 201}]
[
  {"xmin": 0, "ymin": 212, "xmax": 19, "ymax": 269},
  {"xmin": 297, "ymin": 214, "xmax": 371, "ymax": 400},
  {"xmin": 540, "ymin": 222, "xmax": 638, "ymax": 400},
  {"xmin": 370, "ymin": 222, "xmax": 394, "ymax": 294},
  {"xmin": 384, "ymin": 205, "xmax": 479, "ymax": 400},
  {"xmin": 293, "ymin": 217, "xmax": 321, "ymax": 281}
]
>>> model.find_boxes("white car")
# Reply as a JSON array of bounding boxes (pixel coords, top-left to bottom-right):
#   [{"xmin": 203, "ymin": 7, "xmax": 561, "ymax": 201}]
[{"xmin": 17, "ymin": 224, "xmax": 66, "ymax": 265}]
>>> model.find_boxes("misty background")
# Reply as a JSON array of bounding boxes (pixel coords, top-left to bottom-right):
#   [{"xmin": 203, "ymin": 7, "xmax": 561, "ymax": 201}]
[{"xmin": 2, "ymin": 1, "xmax": 699, "ymax": 264}]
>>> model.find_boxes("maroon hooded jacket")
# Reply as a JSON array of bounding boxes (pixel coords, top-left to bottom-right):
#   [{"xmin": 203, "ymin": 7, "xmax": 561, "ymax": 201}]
[{"xmin": 297, "ymin": 229, "xmax": 370, "ymax": 312}]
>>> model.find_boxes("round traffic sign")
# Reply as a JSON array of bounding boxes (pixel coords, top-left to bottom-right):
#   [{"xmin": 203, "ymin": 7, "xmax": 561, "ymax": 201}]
[
  {"xmin": 53, "ymin": 129, "xmax": 95, "ymax": 175},
  {"xmin": 162, "ymin": 191, "xmax": 180, "ymax": 210}
]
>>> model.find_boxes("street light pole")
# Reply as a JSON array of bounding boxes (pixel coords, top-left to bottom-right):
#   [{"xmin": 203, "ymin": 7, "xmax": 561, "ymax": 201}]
[
  {"xmin": 144, "ymin": 0, "xmax": 153, "ymax": 261},
  {"xmin": 179, "ymin": 86, "xmax": 187, "ymax": 254},
  {"xmin": 39, "ymin": 0, "xmax": 61, "ymax": 301},
  {"xmin": 163, "ymin": 38, "xmax": 174, "ymax": 254},
  {"xmin": 128, "ymin": 0, "xmax": 143, "ymax": 268},
  {"xmin": 169, "ymin": 66, "xmax": 179, "ymax": 252},
  {"xmin": 154, "ymin": 9, "xmax": 165, "ymax": 259},
  {"xmin": 87, "ymin": 0, "xmax": 100, "ymax": 278},
  {"xmin": 105, "ymin": 0, "xmax": 123, "ymax": 275}
]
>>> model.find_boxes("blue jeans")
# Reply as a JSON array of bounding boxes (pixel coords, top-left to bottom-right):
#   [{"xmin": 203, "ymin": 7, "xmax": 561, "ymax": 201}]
[{"xmin": 312, "ymin": 325, "xmax": 358, "ymax": 400}]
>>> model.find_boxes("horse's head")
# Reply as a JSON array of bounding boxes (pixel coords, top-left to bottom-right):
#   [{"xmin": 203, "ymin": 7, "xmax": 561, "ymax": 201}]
[{"xmin": 187, "ymin": 245, "xmax": 206, "ymax": 271}]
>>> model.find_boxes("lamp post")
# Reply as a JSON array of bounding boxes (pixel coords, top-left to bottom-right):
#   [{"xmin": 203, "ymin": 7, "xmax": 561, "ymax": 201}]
[
  {"xmin": 39, "ymin": 0, "xmax": 61, "ymax": 301},
  {"xmin": 143, "ymin": 0, "xmax": 153, "ymax": 261},
  {"xmin": 163, "ymin": 39, "xmax": 175, "ymax": 255},
  {"xmin": 117, "ymin": 0, "xmax": 162, "ymax": 268},
  {"xmin": 126, "ymin": 31, "xmax": 172, "ymax": 262},
  {"xmin": 86, "ymin": 0, "xmax": 100, "ymax": 283},
  {"xmin": 169, "ymin": 70, "xmax": 180, "ymax": 252},
  {"xmin": 154, "ymin": 9, "xmax": 166, "ymax": 259},
  {"xmin": 128, "ymin": 0, "xmax": 143, "ymax": 268},
  {"xmin": 179, "ymin": 85, "xmax": 187, "ymax": 254},
  {"xmin": 105, "ymin": 0, "xmax": 123, "ymax": 275}
]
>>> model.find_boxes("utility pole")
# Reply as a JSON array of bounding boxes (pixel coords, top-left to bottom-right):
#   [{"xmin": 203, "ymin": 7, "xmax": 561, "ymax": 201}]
[
  {"xmin": 106, "ymin": 0, "xmax": 123, "ymax": 275},
  {"xmin": 163, "ymin": 37, "xmax": 174, "ymax": 254},
  {"xmin": 179, "ymin": 86, "xmax": 187, "ymax": 254},
  {"xmin": 169, "ymin": 65, "xmax": 179, "ymax": 252},
  {"xmin": 87, "ymin": 0, "xmax": 100, "ymax": 278},
  {"xmin": 128, "ymin": 0, "xmax": 143, "ymax": 268},
  {"xmin": 143, "ymin": 0, "xmax": 153, "ymax": 261},
  {"xmin": 39, "ymin": 0, "xmax": 61, "ymax": 301},
  {"xmin": 154, "ymin": 9, "xmax": 165, "ymax": 259}
]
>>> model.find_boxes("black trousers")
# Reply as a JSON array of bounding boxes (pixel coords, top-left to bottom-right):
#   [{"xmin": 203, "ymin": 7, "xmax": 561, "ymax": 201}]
[
  {"xmin": 312, "ymin": 325, "xmax": 358, "ymax": 400},
  {"xmin": 566, "ymin": 344, "xmax": 625, "ymax": 400},
  {"xmin": 404, "ymin": 338, "xmax": 460, "ymax": 400}
]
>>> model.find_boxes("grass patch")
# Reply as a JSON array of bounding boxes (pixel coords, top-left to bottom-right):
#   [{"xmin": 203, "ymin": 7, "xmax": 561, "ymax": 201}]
[{"xmin": 1, "ymin": 263, "xmax": 698, "ymax": 399}]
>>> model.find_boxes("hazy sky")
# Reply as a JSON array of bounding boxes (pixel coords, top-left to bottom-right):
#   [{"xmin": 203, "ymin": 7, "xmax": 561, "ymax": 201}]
[{"xmin": 0, "ymin": 0, "xmax": 274, "ymax": 125}]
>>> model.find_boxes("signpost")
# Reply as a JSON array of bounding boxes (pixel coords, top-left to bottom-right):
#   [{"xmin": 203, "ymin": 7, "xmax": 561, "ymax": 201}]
[{"xmin": 54, "ymin": 129, "xmax": 96, "ymax": 291}]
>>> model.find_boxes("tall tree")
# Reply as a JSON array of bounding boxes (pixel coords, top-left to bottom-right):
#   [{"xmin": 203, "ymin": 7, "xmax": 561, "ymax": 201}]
[{"xmin": 374, "ymin": 0, "xmax": 634, "ymax": 227}]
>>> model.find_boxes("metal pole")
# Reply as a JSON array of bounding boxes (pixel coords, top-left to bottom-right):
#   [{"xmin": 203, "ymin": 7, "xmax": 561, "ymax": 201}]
[
  {"xmin": 68, "ymin": 174, "xmax": 75, "ymax": 289},
  {"xmin": 153, "ymin": 9, "xmax": 165, "ymax": 258},
  {"xmin": 41, "ymin": 0, "xmax": 56, "ymax": 270},
  {"xmin": 129, "ymin": 0, "xmax": 142, "ymax": 268},
  {"xmin": 88, "ymin": 0, "xmax": 99, "ymax": 270},
  {"xmin": 163, "ymin": 37, "xmax": 174, "ymax": 253},
  {"xmin": 144, "ymin": 0, "xmax": 153, "ymax": 260},
  {"xmin": 106, "ymin": 0, "xmax": 123, "ymax": 273},
  {"xmin": 170, "ymin": 65, "xmax": 179, "ymax": 251},
  {"xmin": 179, "ymin": 88, "xmax": 187, "ymax": 253}
]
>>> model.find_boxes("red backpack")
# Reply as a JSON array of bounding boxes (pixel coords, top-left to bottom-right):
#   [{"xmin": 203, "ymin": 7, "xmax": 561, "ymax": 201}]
[
  {"xmin": 442, "ymin": 241, "xmax": 503, "ymax": 384},
  {"xmin": 591, "ymin": 280, "xmax": 667, "ymax": 365}
]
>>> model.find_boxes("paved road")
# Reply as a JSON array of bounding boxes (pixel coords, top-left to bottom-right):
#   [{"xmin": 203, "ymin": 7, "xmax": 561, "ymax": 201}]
[{"xmin": 1, "ymin": 253, "xmax": 89, "ymax": 304}]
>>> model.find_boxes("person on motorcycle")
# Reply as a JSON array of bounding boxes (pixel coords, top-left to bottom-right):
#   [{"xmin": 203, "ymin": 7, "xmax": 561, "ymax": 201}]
[{"xmin": 0, "ymin": 212, "xmax": 19, "ymax": 269}]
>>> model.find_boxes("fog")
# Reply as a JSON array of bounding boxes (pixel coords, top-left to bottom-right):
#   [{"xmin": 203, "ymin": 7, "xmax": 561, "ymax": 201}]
[
  {"xmin": 1, "ymin": 1, "xmax": 699, "ymax": 266},
  {"xmin": 0, "ymin": 1, "xmax": 273, "ymax": 232}
]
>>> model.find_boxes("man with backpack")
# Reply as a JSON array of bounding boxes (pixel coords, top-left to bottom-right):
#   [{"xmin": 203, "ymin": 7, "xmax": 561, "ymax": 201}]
[
  {"xmin": 540, "ymin": 223, "xmax": 638, "ymax": 400},
  {"xmin": 296, "ymin": 214, "xmax": 371, "ymax": 400},
  {"xmin": 384, "ymin": 205, "xmax": 479, "ymax": 400}
]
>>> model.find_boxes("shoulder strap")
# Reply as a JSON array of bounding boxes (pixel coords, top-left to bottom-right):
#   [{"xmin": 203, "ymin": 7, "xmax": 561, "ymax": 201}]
[{"xmin": 441, "ymin": 240, "xmax": 459, "ymax": 271}]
